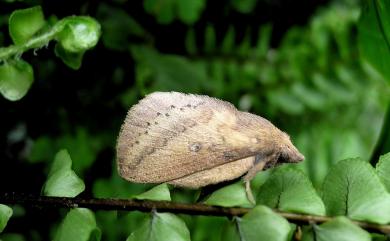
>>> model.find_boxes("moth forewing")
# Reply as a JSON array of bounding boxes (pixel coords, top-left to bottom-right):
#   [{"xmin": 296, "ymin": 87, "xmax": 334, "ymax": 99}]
[{"xmin": 116, "ymin": 91, "xmax": 304, "ymax": 204}]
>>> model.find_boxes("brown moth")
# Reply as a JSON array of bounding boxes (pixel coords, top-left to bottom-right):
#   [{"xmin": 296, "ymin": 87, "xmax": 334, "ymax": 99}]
[{"xmin": 116, "ymin": 92, "xmax": 304, "ymax": 203}]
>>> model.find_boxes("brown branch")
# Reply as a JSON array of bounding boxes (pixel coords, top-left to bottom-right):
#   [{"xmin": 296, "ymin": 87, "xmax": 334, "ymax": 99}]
[{"xmin": 1, "ymin": 192, "xmax": 390, "ymax": 234}]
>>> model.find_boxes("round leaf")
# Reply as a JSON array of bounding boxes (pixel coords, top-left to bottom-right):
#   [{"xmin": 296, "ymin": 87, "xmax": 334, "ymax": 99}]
[
  {"xmin": 257, "ymin": 165, "xmax": 326, "ymax": 215},
  {"xmin": 302, "ymin": 217, "xmax": 371, "ymax": 241},
  {"xmin": 322, "ymin": 158, "xmax": 390, "ymax": 224},
  {"xmin": 238, "ymin": 205, "xmax": 291, "ymax": 241},
  {"xmin": 0, "ymin": 204, "xmax": 13, "ymax": 233},
  {"xmin": 204, "ymin": 182, "xmax": 253, "ymax": 208},
  {"xmin": 53, "ymin": 208, "xmax": 101, "ymax": 241},
  {"xmin": 127, "ymin": 212, "xmax": 190, "ymax": 241},
  {"xmin": 134, "ymin": 184, "xmax": 171, "ymax": 201},
  {"xmin": 43, "ymin": 149, "xmax": 85, "ymax": 197},
  {"xmin": 9, "ymin": 6, "xmax": 45, "ymax": 45},
  {"xmin": 0, "ymin": 60, "xmax": 33, "ymax": 101},
  {"xmin": 57, "ymin": 16, "xmax": 101, "ymax": 53},
  {"xmin": 54, "ymin": 44, "xmax": 84, "ymax": 70}
]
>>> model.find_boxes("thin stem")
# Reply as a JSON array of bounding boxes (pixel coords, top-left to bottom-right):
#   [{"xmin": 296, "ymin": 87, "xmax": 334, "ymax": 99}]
[
  {"xmin": 0, "ymin": 19, "xmax": 66, "ymax": 60},
  {"xmin": 1, "ymin": 193, "xmax": 390, "ymax": 234}
]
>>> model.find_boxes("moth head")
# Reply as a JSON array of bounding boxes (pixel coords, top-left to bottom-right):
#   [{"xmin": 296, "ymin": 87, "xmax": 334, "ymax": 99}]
[{"xmin": 277, "ymin": 132, "xmax": 305, "ymax": 164}]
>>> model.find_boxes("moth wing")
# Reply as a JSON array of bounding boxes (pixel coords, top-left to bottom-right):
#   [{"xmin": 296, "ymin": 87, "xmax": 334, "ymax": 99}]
[{"xmin": 117, "ymin": 92, "xmax": 262, "ymax": 183}]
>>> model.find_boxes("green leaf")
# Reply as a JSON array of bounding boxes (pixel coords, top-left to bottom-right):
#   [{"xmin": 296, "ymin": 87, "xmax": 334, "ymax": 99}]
[
  {"xmin": 57, "ymin": 16, "xmax": 101, "ymax": 53},
  {"xmin": 376, "ymin": 152, "xmax": 390, "ymax": 192},
  {"xmin": 144, "ymin": 0, "xmax": 175, "ymax": 24},
  {"xmin": 237, "ymin": 30, "xmax": 251, "ymax": 56},
  {"xmin": 0, "ymin": 60, "xmax": 33, "ymax": 101},
  {"xmin": 234, "ymin": 205, "xmax": 291, "ymax": 241},
  {"xmin": 53, "ymin": 208, "xmax": 101, "ymax": 241},
  {"xmin": 127, "ymin": 212, "xmax": 190, "ymax": 241},
  {"xmin": 0, "ymin": 204, "xmax": 12, "ymax": 233},
  {"xmin": 257, "ymin": 165, "xmax": 326, "ymax": 215},
  {"xmin": 358, "ymin": 0, "xmax": 390, "ymax": 81},
  {"xmin": 255, "ymin": 24, "xmax": 272, "ymax": 57},
  {"xmin": 231, "ymin": 0, "xmax": 258, "ymax": 13},
  {"xmin": 134, "ymin": 184, "xmax": 171, "ymax": 201},
  {"xmin": 322, "ymin": 158, "xmax": 390, "ymax": 224},
  {"xmin": 204, "ymin": 24, "xmax": 216, "ymax": 53},
  {"xmin": 220, "ymin": 220, "xmax": 241, "ymax": 241},
  {"xmin": 176, "ymin": 0, "xmax": 205, "ymax": 25},
  {"xmin": 9, "ymin": 6, "xmax": 45, "ymax": 45},
  {"xmin": 303, "ymin": 217, "xmax": 370, "ymax": 241},
  {"xmin": 144, "ymin": 0, "xmax": 205, "ymax": 24},
  {"xmin": 131, "ymin": 46, "xmax": 209, "ymax": 92},
  {"xmin": 28, "ymin": 136, "xmax": 55, "ymax": 163},
  {"xmin": 221, "ymin": 26, "xmax": 235, "ymax": 54},
  {"xmin": 267, "ymin": 89, "xmax": 305, "ymax": 115},
  {"xmin": 54, "ymin": 44, "xmax": 84, "ymax": 70},
  {"xmin": 185, "ymin": 28, "xmax": 197, "ymax": 55},
  {"xmin": 43, "ymin": 149, "xmax": 85, "ymax": 197},
  {"xmin": 97, "ymin": 3, "xmax": 148, "ymax": 51},
  {"xmin": 204, "ymin": 182, "xmax": 253, "ymax": 207}
]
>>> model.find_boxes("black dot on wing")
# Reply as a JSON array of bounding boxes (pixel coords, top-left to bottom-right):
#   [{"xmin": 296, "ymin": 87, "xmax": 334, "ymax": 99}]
[
  {"xmin": 189, "ymin": 143, "xmax": 202, "ymax": 152},
  {"xmin": 170, "ymin": 105, "xmax": 176, "ymax": 108},
  {"xmin": 180, "ymin": 108, "xmax": 184, "ymax": 111},
  {"xmin": 165, "ymin": 113, "xmax": 170, "ymax": 117},
  {"xmin": 157, "ymin": 112, "xmax": 161, "ymax": 116},
  {"xmin": 135, "ymin": 141, "xmax": 140, "ymax": 144}
]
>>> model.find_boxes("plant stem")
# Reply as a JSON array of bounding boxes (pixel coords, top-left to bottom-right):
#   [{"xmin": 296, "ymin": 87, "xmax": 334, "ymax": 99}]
[
  {"xmin": 0, "ymin": 20, "xmax": 66, "ymax": 60},
  {"xmin": 1, "ymin": 192, "xmax": 389, "ymax": 234}
]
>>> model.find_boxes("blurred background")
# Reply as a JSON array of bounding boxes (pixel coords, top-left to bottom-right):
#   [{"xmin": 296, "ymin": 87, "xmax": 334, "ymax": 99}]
[{"xmin": 1, "ymin": 0, "xmax": 389, "ymax": 240}]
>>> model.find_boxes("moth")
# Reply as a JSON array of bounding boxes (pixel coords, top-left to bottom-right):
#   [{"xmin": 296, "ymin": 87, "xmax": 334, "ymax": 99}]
[{"xmin": 117, "ymin": 92, "xmax": 304, "ymax": 203}]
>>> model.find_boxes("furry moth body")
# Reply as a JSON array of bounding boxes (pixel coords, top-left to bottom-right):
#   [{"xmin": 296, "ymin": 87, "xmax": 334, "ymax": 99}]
[{"xmin": 117, "ymin": 92, "xmax": 304, "ymax": 203}]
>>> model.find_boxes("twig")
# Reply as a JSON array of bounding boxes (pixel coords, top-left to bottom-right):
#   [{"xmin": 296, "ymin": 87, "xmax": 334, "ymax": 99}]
[{"xmin": 1, "ymin": 192, "xmax": 390, "ymax": 234}]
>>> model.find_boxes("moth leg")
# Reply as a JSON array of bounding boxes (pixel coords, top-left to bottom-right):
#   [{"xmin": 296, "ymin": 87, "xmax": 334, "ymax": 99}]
[{"xmin": 243, "ymin": 154, "xmax": 277, "ymax": 204}]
